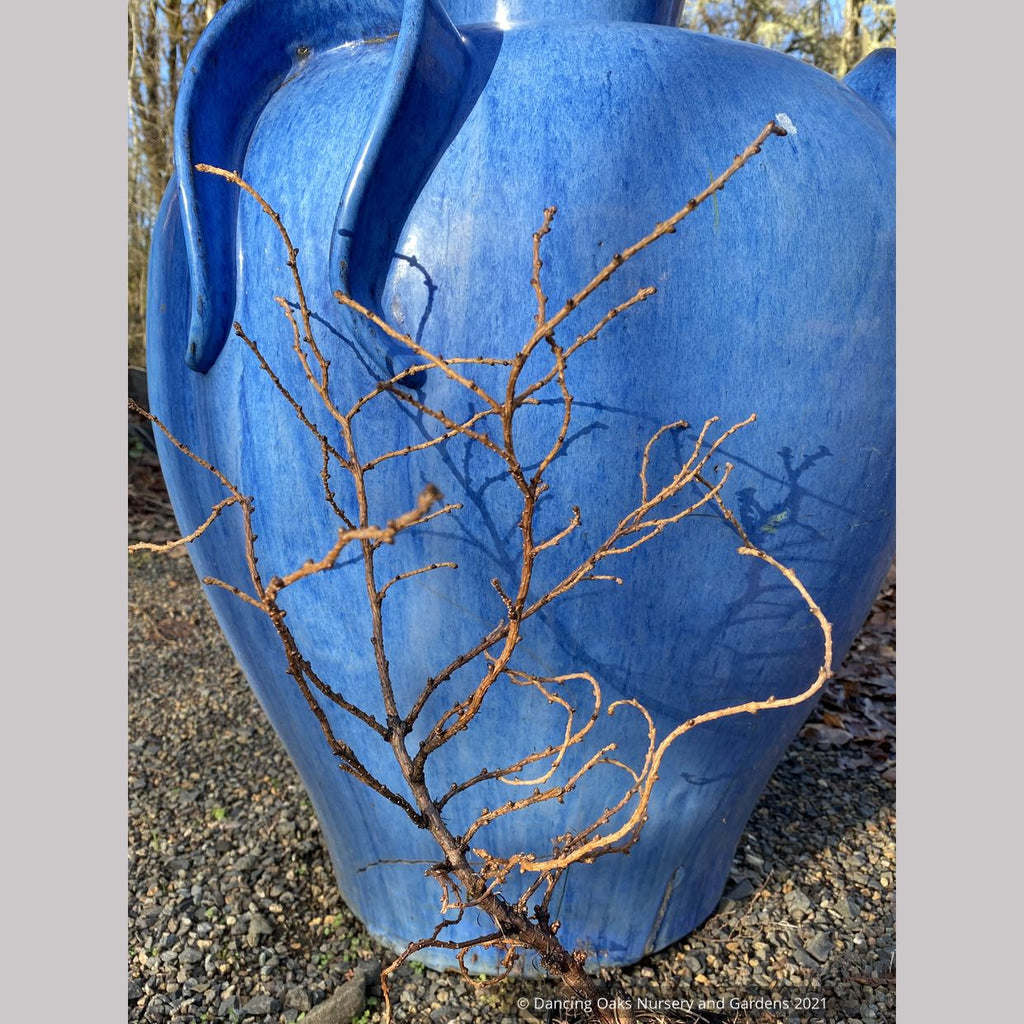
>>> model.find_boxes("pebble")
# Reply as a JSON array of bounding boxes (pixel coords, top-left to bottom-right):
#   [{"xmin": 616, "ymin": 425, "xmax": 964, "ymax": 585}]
[
  {"xmin": 241, "ymin": 993, "xmax": 279, "ymax": 1016},
  {"xmin": 303, "ymin": 974, "xmax": 367, "ymax": 1022},
  {"xmin": 723, "ymin": 878, "xmax": 755, "ymax": 902},
  {"xmin": 284, "ymin": 986, "xmax": 312, "ymax": 1012},
  {"xmin": 803, "ymin": 931, "xmax": 833, "ymax": 963},
  {"xmin": 785, "ymin": 888, "xmax": 813, "ymax": 914}
]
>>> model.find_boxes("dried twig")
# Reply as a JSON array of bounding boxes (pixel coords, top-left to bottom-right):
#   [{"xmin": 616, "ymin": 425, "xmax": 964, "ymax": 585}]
[{"xmin": 134, "ymin": 119, "xmax": 813, "ymax": 1024}]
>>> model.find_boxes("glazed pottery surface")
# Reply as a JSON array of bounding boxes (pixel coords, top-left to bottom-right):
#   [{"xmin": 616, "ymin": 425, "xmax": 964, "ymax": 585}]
[{"xmin": 147, "ymin": 0, "xmax": 895, "ymax": 971}]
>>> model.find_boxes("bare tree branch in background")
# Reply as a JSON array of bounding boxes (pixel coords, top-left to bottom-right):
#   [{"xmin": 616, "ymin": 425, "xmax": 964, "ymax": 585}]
[
  {"xmin": 677, "ymin": 1, "xmax": 896, "ymax": 75},
  {"xmin": 128, "ymin": 0, "xmax": 227, "ymax": 368}
]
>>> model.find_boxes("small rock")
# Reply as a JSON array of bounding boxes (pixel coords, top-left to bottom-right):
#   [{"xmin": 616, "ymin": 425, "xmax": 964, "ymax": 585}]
[
  {"xmin": 304, "ymin": 974, "xmax": 367, "ymax": 1023},
  {"xmin": 785, "ymin": 889, "xmax": 813, "ymax": 914},
  {"xmin": 128, "ymin": 978, "xmax": 143, "ymax": 1003},
  {"xmin": 834, "ymin": 895, "xmax": 858, "ymax": 921},
  {"xmin": 792, "ymin": 948, "xmax": 819, "ymax": 969},
  {"xmin": 249, "ymin": 912, "xmax": 274, "ymax": 936},
  {"xmin": 804, "ymin": 931, "xmax": 833, "ymax": 963},
  {"xmin": 240, "ymin": 992, "xmax": 278, "ymax": 1016},
  {"xmin": 430, "ymin": 1009, "xmax": 461, "ymax": 1023},
  {"xmin": 802, "ymin": 723, "xmax": 852, "ymax": 747},
  {"xmin": 724, "ymin": 878, "xmax": 756, "ymax": 902},
  {"xmin": 284, "ymin": 987, "xmax": 312, "ymax": 1012},
  {"xmin": 357, "ymin": 958, "xmax": 382, "ymax": 989}
]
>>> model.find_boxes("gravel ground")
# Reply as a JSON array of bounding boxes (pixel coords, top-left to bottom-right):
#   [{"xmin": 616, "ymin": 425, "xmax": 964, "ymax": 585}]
[{"xmin": 128, "ymin": 530, "xmax": 895, "ymax": 1024}]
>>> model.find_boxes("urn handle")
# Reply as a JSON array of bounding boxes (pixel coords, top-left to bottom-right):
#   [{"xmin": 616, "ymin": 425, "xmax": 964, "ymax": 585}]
[
  {"xmin": 175, "ymin": 0, "xmax": 471, "ymax": 377},
  {"xmin": 332, "ymin": 0, "xmax": 473, "ymax": 386}
]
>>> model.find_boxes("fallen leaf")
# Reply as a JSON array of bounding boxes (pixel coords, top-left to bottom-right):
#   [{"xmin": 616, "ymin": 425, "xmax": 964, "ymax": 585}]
[{"xmin": 801, "ymin": 723, "xmax": 853, "ymax": 747}]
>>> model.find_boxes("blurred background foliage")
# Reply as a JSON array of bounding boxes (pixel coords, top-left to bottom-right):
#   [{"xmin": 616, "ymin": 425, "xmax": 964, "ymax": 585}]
[
  {"xmin": 679, "ymin": 2, "xmax": 895, "ymax": 76},
  {"xmin": 128, "ymin": 1, "xmax": 228, "ymax": 370},
  {"xmin": 126, "ymin": 0, "xmax": 895, "ymax": 370}
]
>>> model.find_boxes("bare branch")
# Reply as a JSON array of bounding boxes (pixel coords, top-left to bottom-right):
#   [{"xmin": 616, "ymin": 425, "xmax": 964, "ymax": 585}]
[
  {"xmin": 129, "ymin": 398, "xmax": 239, "ymax": 496},
  {"xmin": 379, "ymin": 562, "xmax": 458, "ymax": 602},
  {"xmin": 264, "ymin": 485, "xmax": 444, "ymax": 599},
  {"xmin": 604, "ymin": 465, "xmax": 733, "ymax": 556},
  {"xmin": 362, "ymin": 410, "xmax": 494, "ymax": 471},
  {"xmin": 517, "ymin": 285, "xmax": 657, "ymax": 408},
  {"xmin": 129, "ymin": 496, "xmax": 239, "ymax": 553},
  {"xmin": 136, "ymin": 121, "xmax": 813, "ymax": 1024},
  {"xmin": 639, "ymin": 418, "xmax": 689, "ymax": 504},
  {"xmin": 334, "ymin": 291, "xmax": 502, "ymax": 415},
  {"xmin": 534, "ymin": 506, "xmax": 582, "ymax": 554},
  {"xmin": 503, "ymin": 543, "xmax": 832, "ymax": 875},
  {"xmin": 378, "ymin": 381, "xmax": 508, "ymax": 460},
  {"xmin": 200, "ymin": 575, "xmax": 265, "ymax": 610},
  {"xmin": 531, "ymin": 205, "xmax": 558, "ymax": 330},
  {"xmin": 232, "ymin": 320, "xmax": 349, "ymax": 469},
  {"xmin": 525, "ymin": 120, "xmax": 787, "ymax": 352}
]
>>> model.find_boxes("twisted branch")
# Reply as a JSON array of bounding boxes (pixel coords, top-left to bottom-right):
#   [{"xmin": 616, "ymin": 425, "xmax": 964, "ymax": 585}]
[{"xmin": 134, "ymin": 119, "xmax": 812, "ymax": 1024}]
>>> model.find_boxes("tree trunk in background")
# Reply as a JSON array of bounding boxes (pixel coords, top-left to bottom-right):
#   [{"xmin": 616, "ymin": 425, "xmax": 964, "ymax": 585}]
[
  {"xmin": 127, "ymin": 0, "xmax": 227, "ymax": 368},
  {"xmin": 840, "ymin": 0, "xmax": 864, "ymax": 76},
  {"xmin": 678, "ymin": 2, "xmax": 895, "ymax": 77}
]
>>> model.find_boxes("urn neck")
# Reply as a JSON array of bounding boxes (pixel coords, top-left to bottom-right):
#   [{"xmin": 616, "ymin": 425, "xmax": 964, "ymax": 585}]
[{"xmin": 442, "ymin": 1, "xmax": 683, "ymax": 26}]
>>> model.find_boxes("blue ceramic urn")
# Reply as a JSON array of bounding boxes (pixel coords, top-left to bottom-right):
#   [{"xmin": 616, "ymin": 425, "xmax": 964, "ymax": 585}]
[{"xmin": 146, "ymin": 0, "xmax": 895, "ymax": 972}]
